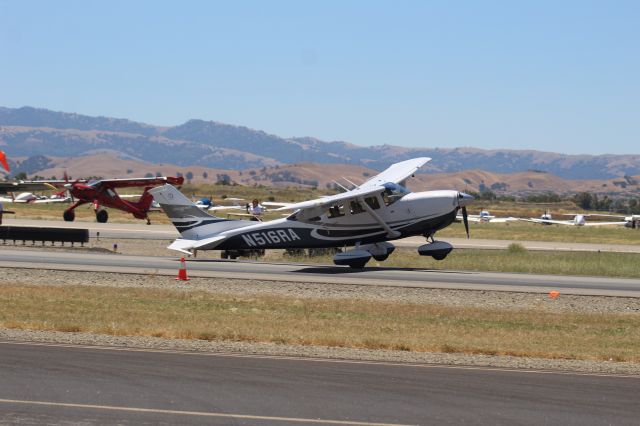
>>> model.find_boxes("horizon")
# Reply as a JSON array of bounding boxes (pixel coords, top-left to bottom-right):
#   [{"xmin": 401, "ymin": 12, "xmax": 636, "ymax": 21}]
[{"xmin": 2, "ymin": 1, "xmax": 639, "ymax": 155}]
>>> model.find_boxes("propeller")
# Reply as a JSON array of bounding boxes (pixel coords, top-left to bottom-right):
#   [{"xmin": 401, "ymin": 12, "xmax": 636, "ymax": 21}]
[
  {"xmin": 462, "ymin": 206, "xmax": 470, "ymax": 239},
  {"xmin": 457, "ymin": 192, "xmax": 473, "ymax": 239}
]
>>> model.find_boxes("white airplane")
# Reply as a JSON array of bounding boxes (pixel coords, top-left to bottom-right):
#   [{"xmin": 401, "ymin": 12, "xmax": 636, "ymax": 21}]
[
  {"xmin": 0, "ymin": 192, "xmax": 71, "ymax": 203},
  {"xmin": 587, "ymin": 214, "xmax": 640, "ymax": 229},
  {"xmin": 456, "ymin": 210, "xmax": 517, "ymax": 223},
  {"xmin": 149, "ymin": 158, "xmax": 474, "ymax": 268},
  {"xmin": 523, "ymin": 212, "xmax": 628, "ymax": 227}
]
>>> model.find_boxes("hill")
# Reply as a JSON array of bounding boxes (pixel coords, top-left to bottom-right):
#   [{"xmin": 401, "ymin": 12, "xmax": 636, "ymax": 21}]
[
  {"xmin": 11, "ymin": 153, "xmax": 640, "ymax": 197},
  {"xmin": 1, "ymin": 106, "xmax": 639, "ymax": 179}
]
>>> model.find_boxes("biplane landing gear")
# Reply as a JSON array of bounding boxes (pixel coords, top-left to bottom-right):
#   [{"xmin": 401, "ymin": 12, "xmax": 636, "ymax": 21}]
[
  {"xmin": 96, "ymin": 209, "xmax": 109, "ymax": 223},
  {"xmin": 63, "ymin": 210, "xmax": 75, "ymax": 222},
  {"xmin": 146, "ymin": 218, "xmax": 151, "ymax": 225}
]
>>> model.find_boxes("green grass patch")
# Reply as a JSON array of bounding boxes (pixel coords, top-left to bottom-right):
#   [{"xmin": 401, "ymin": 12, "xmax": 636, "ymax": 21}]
[
  {"xmin": 277, "ymin": 248, "xmax": 640, "ymax": 278},
  {"xmin": 438, "ymin": 221, "xmax": 640, "ymax": 245},
  {"xmin": 1, "ymin": 284, "xmax": 639, "ymax": 362}
]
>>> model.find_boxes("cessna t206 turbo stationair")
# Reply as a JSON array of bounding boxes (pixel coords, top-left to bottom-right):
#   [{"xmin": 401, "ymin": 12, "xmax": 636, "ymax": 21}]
[{"xmin": 150, "ymin": 158, "xmax": 474, "ymax": 268}]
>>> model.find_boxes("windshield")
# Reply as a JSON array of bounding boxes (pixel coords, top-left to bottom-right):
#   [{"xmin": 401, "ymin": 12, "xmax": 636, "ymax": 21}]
[{"xmin": 381, "ymin": 182, "xmax": 409, "ymax": 205}]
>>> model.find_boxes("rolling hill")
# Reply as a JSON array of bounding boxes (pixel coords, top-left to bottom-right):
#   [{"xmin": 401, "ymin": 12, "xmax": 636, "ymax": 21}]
[{"xmin": 1, "ymin": 106, "xmax": 639, "ymax": 180}]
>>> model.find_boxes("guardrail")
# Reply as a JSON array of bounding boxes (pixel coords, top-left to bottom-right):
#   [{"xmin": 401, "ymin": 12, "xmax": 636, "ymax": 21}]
[{"xmin": 0, "ymin": 226, "xmax": 89, "ymax": 246}]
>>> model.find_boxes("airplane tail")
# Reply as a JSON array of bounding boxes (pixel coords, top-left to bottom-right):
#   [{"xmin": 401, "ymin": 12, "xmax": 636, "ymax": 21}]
[
  {"xmin": 149, "ymin": 184, "xmax": 250, "ymax": 240},
  {"xmin": 134, "ymin": 186, "xmax": 156, "ymax": 212}
]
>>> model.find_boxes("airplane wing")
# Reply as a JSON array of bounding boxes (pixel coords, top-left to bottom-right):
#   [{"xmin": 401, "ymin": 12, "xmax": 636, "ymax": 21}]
[
  {"xmin": 489, "ymin": 217, "xmax": 519, "ymax": 223},
  {"xmin": 94, "ymin": 176, "xmax": 185, "ymax": 189},
  {"xmin": 261, "ymin": 201, "xmax": 294, "ymax": 208},
  {"xmin": 0, "ymin": 182, "xmax": 57, "ymax": 195},
  {"xmin": 274, "ymin": 157, "xmax": 431, "ymax": 212},
  {"xmin": 208, "ymin": 205, "xmax": 246, "ymax": 212},
  {"xmin": 520, "ymin": 218, "xmax": 575, "ymax": 225},
  {"xmin": 358, "ymin": 157, "xmax": 431, "ymax": 189},
  {"xmin": 273, "ymin": 184, "xmax": 385, "ymax": 212},
  {"xmin": 582, "ymin": 221, "xmax": 629, "ymax": 226}
]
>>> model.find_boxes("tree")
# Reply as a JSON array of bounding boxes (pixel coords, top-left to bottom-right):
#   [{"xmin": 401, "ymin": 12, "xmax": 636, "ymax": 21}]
[
  {"xmin": 202, "ymin": 171, "xmax": 208, "ymax": 179},
  {"xmin": 186, "ymin": 171, "xmax": 194, "ymax": 183},
  {"xmin": 144, "ymin": 172, "xmax": 153, "ymax": 178},
  {"xmin": 14, "ymin": 172, "xmax": 27, "ymax": 181},
  {"xmin": 574, "ymin": 192, "xmax": 593, "ymax": 210}
]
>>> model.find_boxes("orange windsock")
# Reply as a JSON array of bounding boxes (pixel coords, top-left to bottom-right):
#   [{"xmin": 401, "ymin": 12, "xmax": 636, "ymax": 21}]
[{"xmin": 0, "ymin": 151, "xmax": 9, "ymax": 172}]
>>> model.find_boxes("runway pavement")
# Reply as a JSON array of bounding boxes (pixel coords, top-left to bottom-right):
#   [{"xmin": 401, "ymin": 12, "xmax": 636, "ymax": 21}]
[
  {"xmin": 0, "ymin": 341, "xmax": 638, "ymax": 425},
  {"xmin": 1, "ymin": 248, "xmax": 639, "ymax": 296},
  {"xmin": 4, "ymin": 218, "xmax": 640, "ymax": 253}
]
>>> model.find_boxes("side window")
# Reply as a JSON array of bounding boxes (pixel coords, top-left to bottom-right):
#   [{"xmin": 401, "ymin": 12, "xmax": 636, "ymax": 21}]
[
  {"xmin": 327, "ymin": 204, "xmax": 345, "ymax": 218},
  {"xmin": 364, "ymin": 196, "xmax": 380, "ymax": 210},
  {"xmin": 349, "ymin": 200, "xmax": 365, "ymax": 215}
]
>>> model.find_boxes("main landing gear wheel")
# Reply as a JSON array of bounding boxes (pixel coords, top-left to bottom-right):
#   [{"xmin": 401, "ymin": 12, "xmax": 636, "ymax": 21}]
[
  {"xmin": 348, "ymin": 261, "xmax": 368, "ymax": 269},
  {"xmin": 96, "ymin": 209, "xmax": 109, "ymax": 223},
  {"xmin": 63, "ymin": 210, "xmax": 75, "ymax": 222}
]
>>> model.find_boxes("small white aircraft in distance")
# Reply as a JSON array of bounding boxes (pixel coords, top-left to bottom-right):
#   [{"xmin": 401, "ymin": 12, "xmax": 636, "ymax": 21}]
[
  {"xmin": 0, "ymin": 192, "xmax": 71, "ymax": 204},
  {"xmin": 586, "ymin": 214, "xmax": 640, "ymax": 229},
  {"xmin": 150, "ymin": 158, "xmax": 474, "ymax": 268},
  {"xmin": 522, "ymin": 212, "xmax": 628, "ymax": 227},
  {"xmin": 456, "ymin": 210, "xmax": 517, "ymax": 223}
]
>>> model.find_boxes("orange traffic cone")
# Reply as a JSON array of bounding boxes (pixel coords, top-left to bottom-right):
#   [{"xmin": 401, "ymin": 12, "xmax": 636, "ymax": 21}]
[
  {"xmin": 176, "ymin": 257, "xmax": 190, "ymax": 281},
  {"xmin": 549, "ymin": 290, "xmax": 560, "ymax": 299}
]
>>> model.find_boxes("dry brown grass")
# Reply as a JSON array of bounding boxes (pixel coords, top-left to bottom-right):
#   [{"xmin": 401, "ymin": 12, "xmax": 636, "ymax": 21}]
[{"xmin": 1, "ymin": 284, "xmax": 639, "ymax": 362}]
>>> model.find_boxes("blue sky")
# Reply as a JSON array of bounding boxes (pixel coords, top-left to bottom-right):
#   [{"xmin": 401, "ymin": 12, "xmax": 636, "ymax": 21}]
[{"xmin": 1, "ymin": 0, "xmax": 638, "ymax": 155}]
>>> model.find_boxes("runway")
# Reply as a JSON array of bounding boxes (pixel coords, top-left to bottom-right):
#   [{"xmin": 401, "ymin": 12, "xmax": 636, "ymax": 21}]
[
  {"xmin": 0, "ymin": 341, "xmax": 637, "ymax": 425},
  {"xmin": 4, "ymin": 218, "xmax": 640, "ymax": 253},
  {"xmin": 1, "ymin": 248, "xmax": 639, "ymax": 296}
]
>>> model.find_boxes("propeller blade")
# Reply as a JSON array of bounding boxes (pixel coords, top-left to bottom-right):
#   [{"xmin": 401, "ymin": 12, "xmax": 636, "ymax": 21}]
[{"xmin": 462, "ymin": 206, "xmax": 470, "ymax": 239}]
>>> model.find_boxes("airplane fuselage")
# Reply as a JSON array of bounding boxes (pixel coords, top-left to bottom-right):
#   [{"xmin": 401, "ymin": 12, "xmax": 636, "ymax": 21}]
[{"xmin": 177, "ymin": 190, "xmax": 462, "ymax": 251}]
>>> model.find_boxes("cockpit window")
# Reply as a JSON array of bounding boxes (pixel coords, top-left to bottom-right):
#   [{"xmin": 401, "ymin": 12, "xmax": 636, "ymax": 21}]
[
  {"xmin": 350, "ymin": 200, "xmax": 365, "ymax": 215},
  {"xmin": 381, "ymin": 182, "xmax": 409, "ymax": 206},
  {"xmin": 327, "ymin": 204, "xmax": 345, "ymax": 218}
]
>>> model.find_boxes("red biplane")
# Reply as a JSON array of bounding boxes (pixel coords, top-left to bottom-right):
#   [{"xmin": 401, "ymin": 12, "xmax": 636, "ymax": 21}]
[{"xmin": 56, "ymin": 176, "xmax": 184, "ymax": 224}]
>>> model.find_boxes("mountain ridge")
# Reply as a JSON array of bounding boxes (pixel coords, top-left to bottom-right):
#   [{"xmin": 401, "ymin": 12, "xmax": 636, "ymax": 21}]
[{"xmin": 1, "ymin": 106, "xmax": 639, "ymax": 179}]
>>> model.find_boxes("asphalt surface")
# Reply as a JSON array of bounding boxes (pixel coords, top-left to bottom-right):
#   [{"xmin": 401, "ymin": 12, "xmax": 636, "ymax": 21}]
[
  {"xmin": 1, "ymin": 248, "xmax": 639, "ymax": 297},
  {"xmin": 4, "ymin": 218, "xmax": 640, "ymax": 253},
  {"xmin": 0, "ymin": 341, "xmax": 638, "ymax": 425}
]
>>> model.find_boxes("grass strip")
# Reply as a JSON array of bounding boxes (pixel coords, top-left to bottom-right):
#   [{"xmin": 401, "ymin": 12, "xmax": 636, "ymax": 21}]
[
  {"xmin": 278, "ymin": 247, "xmax": 640, "ymax": 278},
  {"xmin": 1, "ymin": 284, "xmax": 639, "ymax": 363}
]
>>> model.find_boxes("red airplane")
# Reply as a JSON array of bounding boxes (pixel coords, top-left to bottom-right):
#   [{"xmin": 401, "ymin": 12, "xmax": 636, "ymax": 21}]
[{"xmin": 57, "ymin": 176, "xmax": 184, "ymax": 224}]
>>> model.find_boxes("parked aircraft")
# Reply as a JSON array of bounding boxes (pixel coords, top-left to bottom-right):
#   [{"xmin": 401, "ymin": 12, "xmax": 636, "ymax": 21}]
[
  {"xmin": 523, "ymin": 213, "xmax": 628, "ymax": 227},
  {"xmin": 587, "ymin": 214, "xmax": 640, "ymax": 229},
  {"xmin": 55, "ymin": 176, "xmax": 184, "ymax": 224},
  {"xmin": 0, "ymin": 192, "xmax": 71, "ymax": 203},
  {"xmin": 150, "ymin": 158, "xmax": 474, "ymax": 268},
  {"xmin": 0, "ymin": 151, "xmax": 58, "ymax": 195},
  {"xmin": 456, "ymin": 210, "xmax": 517, "ymax": 223}
]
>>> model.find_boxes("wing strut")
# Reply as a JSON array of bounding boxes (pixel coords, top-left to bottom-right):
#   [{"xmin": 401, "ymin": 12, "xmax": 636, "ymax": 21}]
[{"xmin": 359, "ymin": 197, "xmax": 401, "ymax": 238}]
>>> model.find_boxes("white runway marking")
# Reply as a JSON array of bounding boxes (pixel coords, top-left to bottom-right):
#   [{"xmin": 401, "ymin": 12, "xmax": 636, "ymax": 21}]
[{"xmin": 0, "ymin": 398, "xmax": 411, "ymax": 426}]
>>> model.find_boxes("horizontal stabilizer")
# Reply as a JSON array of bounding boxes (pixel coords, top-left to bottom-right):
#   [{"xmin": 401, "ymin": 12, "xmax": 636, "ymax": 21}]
[{"xmin": 168, "ymin": 235, "xmax": 227, "ymax": 255}]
